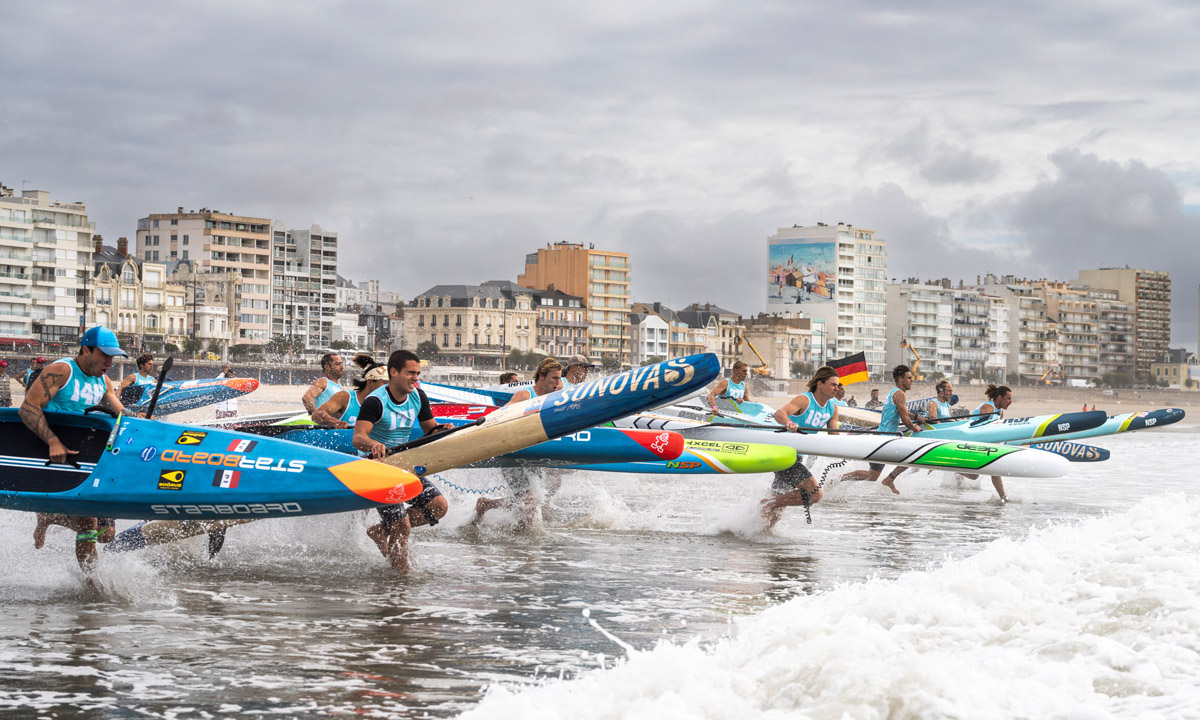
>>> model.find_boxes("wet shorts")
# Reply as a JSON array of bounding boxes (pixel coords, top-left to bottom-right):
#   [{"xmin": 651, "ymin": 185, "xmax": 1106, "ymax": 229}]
[
  {"xmin": 377, "ymin": 477, "xmax": 444, "ymax": 530},
  {"xmin": 868, "ymin": 463, "xmax": 884, "ymax": 473},
  {"xmin": 771, "ymin": 459, "xmax": 814, "ymax": 493},
  {"xmin": 501, "ymin": 466, "xmax": 542, "ymax": 493}
]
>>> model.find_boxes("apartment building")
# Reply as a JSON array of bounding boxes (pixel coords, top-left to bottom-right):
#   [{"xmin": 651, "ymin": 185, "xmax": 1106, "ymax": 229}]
[
  {"xmin": 167, "ymin": 259, "xmax": 243, "ymax": 355},
  {"xmin": 271, "ymin": 225, "xmax": 338, "ymax": 348},
  {"xmin": 136, "ymin": 208, "xmax": 272, "ymax": 346},
  {"xmin": 0, "ymin": 185, "xmax": 95, "ymax": 344},
  {"xmin": 89, "ymin": 237, "xmax": 187, "ymax": 352},
  {"xmin": 767, "ymin": 223, "xmax": 887, "ymax": 375},
  {"xmin": 1076, "ymin": 268, "xmax": 1170, "ymax": 377},
  {"xmin": 630, "ymin": 311, "xmax": 669, "ymax": 364},
  {"xmin": 517, "ymin": 241, "xmax": 631, "ymax": 366},
  {"xmin": 677, "ymin": 302, "xmax": 745, "ymax": 369},
  {"xmin": 976, "ymin": 275, "xmax": 1048, "ymax": 383},
  {"xmin": 884, "ymin": 281, "xmax": 953, "ymax": 378},
  {"xmin": 405, "ymin": 282, "xmax": 537, "ymax": 367}
]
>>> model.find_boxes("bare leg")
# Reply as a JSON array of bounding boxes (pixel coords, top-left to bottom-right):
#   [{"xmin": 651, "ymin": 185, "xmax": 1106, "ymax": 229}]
[
  {"xmin": 366, "ymin": 523, "xmax": 389, "ymax": 557},
  {"xmin": 760, "ymin": 481, "xmax": 823, "ymax": 530},
  {"xmin": 839, "ymin": 470, "xmax": 881, "ymax": 483},
  {"xmin": 33, "ymin": 513, "xmax": 55, "ymax": 549},
  {"xmin": 990, "ymin": 476, "xmax": 1007, "ymax": 502},
  {"xmin": 881, "ymin": 467, "xmax": 904, "ymax": 494},
  {"xmin": 385, "ymin": 516, "xmax": 412, "ymax": 573},
  {"xmin": 472, "ymin": 496, "xmax": 505, "ymax": 523}
]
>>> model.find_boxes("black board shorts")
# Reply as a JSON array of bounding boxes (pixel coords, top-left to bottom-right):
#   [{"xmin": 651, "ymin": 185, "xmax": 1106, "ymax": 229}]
[
  {"xmin": 868, "ymin": 463, "xmax": 885, "ymax": 473},
  {"xmin": 771, "ymin": 458, "xmax": 814, "ymax": 493},
  {"xmin": 377, "ymin": 477, "xmax": 443, "ymax": 530}
]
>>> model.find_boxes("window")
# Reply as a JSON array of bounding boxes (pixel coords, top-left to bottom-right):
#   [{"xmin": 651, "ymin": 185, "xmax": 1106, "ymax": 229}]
[
  {"xmin": 183, "ymin": 235, "xmax": 189, "ymax": 245},
  {"xmin": 182, "ymin": 250, "xmax": 189, "ymax": 260},
  {"xmin": 170, "ymin": 219, "xmax": 178, "ymax": 226}
]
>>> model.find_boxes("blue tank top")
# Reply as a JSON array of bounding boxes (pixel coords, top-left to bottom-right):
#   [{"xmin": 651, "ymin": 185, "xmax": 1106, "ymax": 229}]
[
  {"xmin": 832, "ymin": 398, "xmax": 848, "ymax": 407},
  {"xmin": 340, "ymin": 390, "xmax": 362, "ymax": 424},
  {"xmin": 44, "ymin": 358, "xmax": 108, "ymax": 413},
  {"xmin": 365, "ymin": 385, "xmax": 423, "ymax": 447},
  {"xmin": 315, "ymin": 378, "xmax": 343, "ymax": 409},
  {"xmin": 974, "ymin": 401, "xmax": 1000, "ymax": 419},
  {"xmin": 879, "ymin": 387, "xmax": 903, "ymax": 433},
  {"xmin": 134, "ymin": 372, "xmax": 156, "ymax": 387},
  {"xmin": 722, "ymin": 379, "xmax": 746, "ymax": 401},
  {"xmin": 789, "ymin": 392, "xmax": 835, "ymax": 430},
  {"xmin": 933, "ymin": 399, "xmax": 952, "ymax": 418}
]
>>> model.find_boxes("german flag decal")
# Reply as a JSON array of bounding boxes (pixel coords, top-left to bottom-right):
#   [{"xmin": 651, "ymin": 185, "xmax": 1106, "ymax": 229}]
[
  {"xmin": 828, "ymin": 352, "xmax": 869, "ymax": 386},
  {"xmin": 227, "ymin": 439, "xmax": 258, "ymax": 452},
  {"xmin": 176, "ymin": 430, "xmax": 207, "ymax": 445},
  {"xmin": 158, "ymin": 469, "xmax": 186, "ymax": 491}
]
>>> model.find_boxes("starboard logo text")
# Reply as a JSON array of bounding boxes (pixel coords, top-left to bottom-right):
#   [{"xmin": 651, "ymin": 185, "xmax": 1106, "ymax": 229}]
[
  {"xmin": 160, "ymin": 448, "xmax": 307, "ymax": 473},
  {"xmin": 150, "ymin": 502, "xmax": 303, "ymax": 516}
]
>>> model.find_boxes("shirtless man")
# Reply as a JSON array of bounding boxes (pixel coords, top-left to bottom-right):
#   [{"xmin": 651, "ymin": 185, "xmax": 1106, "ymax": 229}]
[
  {"xmin": 23, "ymin": 326, "xmax": 128, "ymax": 574},
  {"xmin": 760, "ymin": 366, "xmax": 840, "ymax": 528},
  {"xmin": 839, "ymin": 365, "xmax": 922, "ymax": 494},
  {"xmin": 474, "ymin": 358, "xmax": 563, "ymax": 526},
  {"xmin": 352, "ymin": 350, "xmax": 450, "ymax": 572},
  {"xmin": 302, "ymin": 353, "xmax": 345, "ymax": 415}
]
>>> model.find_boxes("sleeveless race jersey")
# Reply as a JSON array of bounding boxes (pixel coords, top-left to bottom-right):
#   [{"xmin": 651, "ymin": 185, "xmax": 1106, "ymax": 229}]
[
  {"xmin": 315, "ymin": 378, "xmax": 344, "ymax": 409},
  {"xmin": 340, "ymin": 390, "xmax": 362, "ymax": 425},
  {"xmin": 44, "ymin": 358, "xmax": 108, "ymax": 413},
  {"xmin": 933, "ymin": 399, "xmax": 952, "ymax": 419},
  {"xmin": 364, "ymin": 385, "xmax": 424, "ymax": 447},
  {"xmin": 134, "ymin": 372, "xmax": 156, "ymax": 387},
  {"xmin": 974, "ymin": 401, "xmax": 1000, "ymax": 419},
  {"xmin": 879, "ymin": 387, "xmax": 903, "ymax": 433},
  {"xmin": 789, "ymin": 392, "xmax": 834, "ymax": 431},
  {"xmin": 722, "ymin": 379, "xmax": 746, "ymax": 401}
]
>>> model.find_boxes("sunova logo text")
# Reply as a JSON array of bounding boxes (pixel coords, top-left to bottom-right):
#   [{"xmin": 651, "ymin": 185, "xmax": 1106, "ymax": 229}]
[{"xmin": 550, "ymin": 358, "xmax": 697, "ymax": 408}]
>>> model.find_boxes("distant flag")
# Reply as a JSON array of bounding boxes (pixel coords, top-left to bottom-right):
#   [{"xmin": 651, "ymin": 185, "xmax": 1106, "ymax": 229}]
[{"xmin": 828, "ymin": 352, "xmax": 869, "ymax": 386}]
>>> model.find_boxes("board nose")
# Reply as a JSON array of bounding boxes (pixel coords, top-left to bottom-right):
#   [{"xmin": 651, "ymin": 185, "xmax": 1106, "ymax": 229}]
[{"xmin": 328, "ymin": 459, "xmax": 423, "ymax": 504}]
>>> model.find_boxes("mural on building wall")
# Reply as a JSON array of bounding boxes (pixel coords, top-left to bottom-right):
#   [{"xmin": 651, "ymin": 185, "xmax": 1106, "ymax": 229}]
[{"xmin": 767, "ymin": 241, "xmax": 836, "ymax": 306}]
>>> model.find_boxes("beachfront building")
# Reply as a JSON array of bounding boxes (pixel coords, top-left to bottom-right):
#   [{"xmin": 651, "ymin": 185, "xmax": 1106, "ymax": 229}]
[
  {"xmin": 630, "ymin": 311, "xmax": 670, "ymax": 364},
  {"xmin": 1023, "ymin": 280, "xmax": 1101, "ymax": 385},
  {"xmin": 512, "ymin": 284, "xmax": 587, "ymax": 359},
  {"xmin": 517, "ymin": 241, "xmax": 631, "ymax": 366},
  {"xmin": 167, "ymin": 259, "xmax": 243, "ymax": 356},
  {"xmin": 976, "ymin": 275, "xmax": 1048, "ymax": 383},
  {"xmin": 677, "ymin": 302, "xmax": 745, "ymax": 370},
  {"xmin": 89, "ymin": 237, "xmax": 188, "ymax": 353},
  {"xmin": 405, "ymin": 282, "xmax": 537, "ymax": 368},
  {"xmin": 1151, "ymin": 348, "xmax": 1200, "ymax": 390},
  {"xmin": 740, "ymin": 313, "xmax": 813, "ymax": 379},
  {"xmin": 336, "ymin": 276, "xmax": 403, "ymax": 312},
  {"xmin": 629, "ymin": 302, "xmax": 708, "ymax": 360},
  {"xmin": 0, "ymin": 184, "xmax": 95, "ymax": 345},
  {"xmin": 270, "ymin": 225, "xmax": 338, "ymax": 349},
  {"xmin": 1076, "ymin": 268, "xmax": 1171, "ymax": 379},
  {"xmin": 766, "ymin": 223, "xmax": 887, "ymax": 376},
  {"xmin": 1088, "ymin": 287, "xmax": 1136, "ymax": 382},
  {"xmin": 947, "ymin": 287, "xmax": 1010, "ymax": 383},
  {"xmin": 884, "ymin": 281, "xmax": 953, "ymax": 379},
  {"xmin": 136, "ymin": 208, "xmax": 272, "ymax": 346}
]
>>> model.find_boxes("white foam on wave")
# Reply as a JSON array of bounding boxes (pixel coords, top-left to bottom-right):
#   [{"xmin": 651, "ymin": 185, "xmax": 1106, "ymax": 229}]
[{"xmin": 462, "ymin": 493, "xmax": 1200, "ymax": 719}]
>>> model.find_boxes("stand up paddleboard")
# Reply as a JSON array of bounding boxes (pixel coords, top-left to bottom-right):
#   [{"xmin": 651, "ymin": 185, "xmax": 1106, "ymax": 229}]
[
  {"xmin": 111, "ymin": 354, "xmax": 722, "ymax": 550},
  {"xmin": 1029, "ymin": 440, "xmax": 1110, "ymax": 462},
  {"xmin": 570, "ymin": 438, "xmax": 797, "ymax": 474},
  {"xmin": 0, "ymin": 408, "xmax": 423, "ymax": 520},
  {"xmin": 1010, "ymin": 408, "xmax": 1185, "ymax": 446},
  {"xmin": 120, "ymin": 377, "xmax": 260, "ymax": 416}
]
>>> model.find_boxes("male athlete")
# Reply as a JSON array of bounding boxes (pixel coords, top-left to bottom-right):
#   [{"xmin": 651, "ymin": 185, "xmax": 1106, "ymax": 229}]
[
  {"xmin": 960, "ymin": 384, "xmax": 1013, "ymax": 502},
  {"xmin": 302, "ymin": 352, "xmax": 345, "ymax": 414},
  {"xmin": 561, "ymin": 354, "xmax": 591, "ymax": 390},
  {"xmin": 22, "ymin": 326, "xmax": 128, "ymax": 574},
  {"xmin": 117, "ymin": 353, "xmax": 157, "ymax": 405},
  {"xmin": 352, "ymin": 349, "xmax": 449, "ymax": 572},
  {"xmin": 474, "ymin": 357, "xmax": 564, "ymax": 526},
  {"xmin": 839, "ymin": 365, "xmax": 923, "ymax": 493},
  {"xmin": 707, "ymin": 360, "xmax": 751, "ymax": 412},
  {"xmin": 760, "ymin": 366, "xmax": 840, "ymax": 529}
]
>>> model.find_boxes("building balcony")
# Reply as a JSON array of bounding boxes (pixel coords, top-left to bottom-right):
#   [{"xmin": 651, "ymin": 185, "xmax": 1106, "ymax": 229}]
[{"xmin": 0, "ymin": 271, "xmax": 29, "ymax": 282}]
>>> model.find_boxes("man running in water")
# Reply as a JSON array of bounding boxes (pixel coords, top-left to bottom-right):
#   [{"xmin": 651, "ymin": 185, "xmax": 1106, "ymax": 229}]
[
  {"xmin": 707, "ymin": 360, "xmax": 751, "ymax": 412},
  {"xmin": 352, "ymin": 349, "xmax": 449, "ymax": 572},
  {"xmin": 117, "ymin": 353, "xmax": 156, "ymax": 405},
  {"xmin": 561, "ymin": 354, "xmax": 591, "ymax": 390},
  {"xmin": 960, "ymin": 384, "xmax": 1012, "ymax": 502},
  {"xmin": 23, "ymin": 327, "xmax": 128, "ymax": 575},
  {"xmin": 760, "ymin": 366, "xmax": 841, "ymax": 529},
  {"xmin": 498, "ymin": 371, "xmax": 519, "ymax": 385},
  {"xmin": 302, "ymin": 352, "xmax": 345, "ymax": 415},
  {"xmin": 926, "ymin": 379, "xmax": 954, "ymax": 421},
  {"xmin": 473, "ymin": 358, "xmax": 564, "ymax": 526},
  {"xmin": 839, "ymin": 365, "xmax": 922, "ymax": 494}
]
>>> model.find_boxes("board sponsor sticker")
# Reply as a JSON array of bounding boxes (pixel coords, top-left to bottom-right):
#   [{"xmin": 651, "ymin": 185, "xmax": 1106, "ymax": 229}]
[
  {"xmin": 213, "ymin": 469, "xmax": 240, "ymax": 488},
  {"xmin": 140, "ymin": 446, "xmax": 158, "ymax": 462},
  {"xmin": 176, "ymin": 430, "xmax": 207, "ymax": 445},
  {"xmin": 158, "ymin": 469, "xmax": 185, "ymax": 491},
  {"xmin": 227, "ymin": 439, "xmax": 258, "ymax": 452}
]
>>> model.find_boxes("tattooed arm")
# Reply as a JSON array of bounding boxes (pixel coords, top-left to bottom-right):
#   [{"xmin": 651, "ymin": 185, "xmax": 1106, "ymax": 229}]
[{"xmin": 18, "ymin": 363, "xmax": 76, "ymax": 464}]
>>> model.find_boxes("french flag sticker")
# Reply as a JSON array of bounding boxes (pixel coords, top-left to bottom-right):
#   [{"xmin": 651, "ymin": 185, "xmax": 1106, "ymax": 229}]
[
  {"xmin": 213, "ymin": 469, "xmax": 240, "ymax": 489},
  {"xmin": 227, "ymin": 439, "xmax": 258, "ymax": 452}
]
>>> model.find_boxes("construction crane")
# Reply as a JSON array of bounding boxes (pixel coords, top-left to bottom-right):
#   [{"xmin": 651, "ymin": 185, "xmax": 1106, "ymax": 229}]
[
  {"xmin": 736, "ymin": 335, "xmax": 773, "ymax": 377},
  {"xmin": 899, "ymin": 338, "xmax": 923, "ymax": 381}
]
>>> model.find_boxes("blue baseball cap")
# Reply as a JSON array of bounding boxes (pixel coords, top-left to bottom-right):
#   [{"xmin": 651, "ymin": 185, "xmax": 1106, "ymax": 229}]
[{"xmin": 80, "ymin": 326, "xmax": 127, "ymax": 357}]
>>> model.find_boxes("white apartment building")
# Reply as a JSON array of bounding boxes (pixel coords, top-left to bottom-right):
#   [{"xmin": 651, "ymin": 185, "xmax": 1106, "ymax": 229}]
[
  {"xmin": 767, "ymin": 223, "xmax": 887, "ymax": 376},
  {"xmin": 0, "ymin": 185, "xmax": 95, "ymax": 343},
  {"xmin": 885, "ymin": 281, "xmax": 953, "ymax": 378},
  {"xmin": 137, "ymin": 208, "xmax": 272, "ymax": 345},
  {"xmin": 630, "ymin": 311, "xmax": 669, "ymax": 364},
  {"xmin": 976, "ymin": 276, "xmax": 1048, "ymax": 383},
  {"xmin": 271, "ymin": 225, "xmax": 338, "ymax": 349}
]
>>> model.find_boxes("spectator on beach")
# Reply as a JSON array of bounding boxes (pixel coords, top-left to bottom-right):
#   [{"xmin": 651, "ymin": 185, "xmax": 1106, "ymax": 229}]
[
  {"xmin": 24, "ymin": 357, "xmax": 45, "ymax": 390},
  {"xmin": 865, "ymin": 388, "xmax": 883, "ymax": 410}
]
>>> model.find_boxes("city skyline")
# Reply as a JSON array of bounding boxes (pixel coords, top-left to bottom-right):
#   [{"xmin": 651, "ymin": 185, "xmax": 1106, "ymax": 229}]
[{"xmin": 3, "ymin": 2, "xmax": 1199, "ymax": 350}]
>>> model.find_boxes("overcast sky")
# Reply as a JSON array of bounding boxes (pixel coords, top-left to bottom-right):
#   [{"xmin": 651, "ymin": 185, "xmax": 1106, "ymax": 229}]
[{"xmin": 3, "ymin": 0, "xmax": 1198, "ymax": 349}]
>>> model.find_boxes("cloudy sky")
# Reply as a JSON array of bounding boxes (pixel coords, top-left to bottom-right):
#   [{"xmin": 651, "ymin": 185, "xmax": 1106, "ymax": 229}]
[{"xmin": 3, "ymin": 0, "xmax": 1198, "ymax": 348}]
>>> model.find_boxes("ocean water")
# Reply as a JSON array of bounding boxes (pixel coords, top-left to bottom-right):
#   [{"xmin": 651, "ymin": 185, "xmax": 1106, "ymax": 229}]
[{"xmin": 0, "ymin": 428, "xmax": 1196, "ymax": 719}]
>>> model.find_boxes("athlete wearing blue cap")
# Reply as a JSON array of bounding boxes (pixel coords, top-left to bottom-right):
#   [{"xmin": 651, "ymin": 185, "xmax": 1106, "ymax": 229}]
[{"xmin": 22, "ymin": 326, "xmax": 128, "ymax": 576}]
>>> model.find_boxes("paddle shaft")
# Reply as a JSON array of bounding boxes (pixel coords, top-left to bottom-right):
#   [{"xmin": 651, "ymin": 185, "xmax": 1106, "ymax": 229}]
[{"xmin": 143, "ymin": 356, "xmax": 174, "ymax": 420}]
